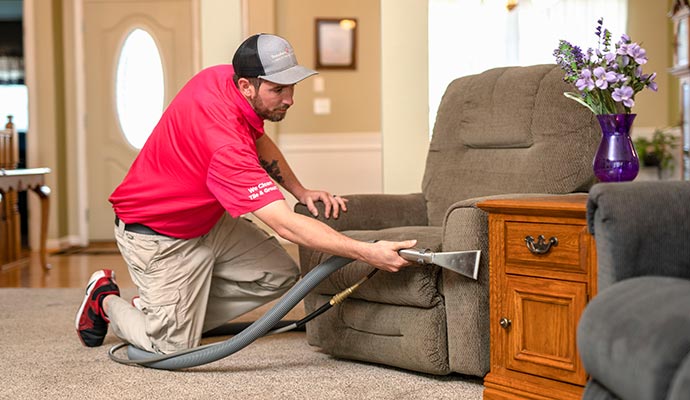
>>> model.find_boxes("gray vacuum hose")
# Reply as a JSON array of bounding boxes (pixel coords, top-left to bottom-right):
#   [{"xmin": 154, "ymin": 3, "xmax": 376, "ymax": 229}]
[{"xmin": 118, "ymin": 254, "xmax": 354, "ymax": 370}]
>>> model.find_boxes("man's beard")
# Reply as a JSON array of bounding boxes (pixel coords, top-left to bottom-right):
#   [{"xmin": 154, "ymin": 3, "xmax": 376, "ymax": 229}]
[{"xmin": 250, "ymin": 95, "xmax": 289, "ymax": 122}]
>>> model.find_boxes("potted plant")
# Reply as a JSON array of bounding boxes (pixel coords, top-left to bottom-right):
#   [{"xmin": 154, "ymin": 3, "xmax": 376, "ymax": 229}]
[{"xmin": 633, "ymin": 128, "xmax": 679, "ymax": 179}]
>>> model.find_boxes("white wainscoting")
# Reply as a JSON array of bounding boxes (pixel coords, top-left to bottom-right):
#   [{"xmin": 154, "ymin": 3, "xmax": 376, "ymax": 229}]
[
  {"xmin": 277, "ymin": 131, "xmax": 383, "ymax": 210},
  {"xmin": 252, "ymin": 131, "xmax": 383, "ymax": 243}
]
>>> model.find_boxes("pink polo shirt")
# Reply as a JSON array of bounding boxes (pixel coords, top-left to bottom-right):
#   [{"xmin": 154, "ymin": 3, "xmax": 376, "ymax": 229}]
[{"xmin": 109, "ymin": 65, "xmax": 284, "ymax": 239}]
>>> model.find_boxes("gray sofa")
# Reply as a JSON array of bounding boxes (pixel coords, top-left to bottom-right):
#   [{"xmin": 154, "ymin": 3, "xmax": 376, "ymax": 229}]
[
  {"xmin": 578, "ymin": 181, "xmax": 690, "ymax": 400},
  {"xmin": 295, "ymin": 64, "xmax": 601, "ymax": 376}
]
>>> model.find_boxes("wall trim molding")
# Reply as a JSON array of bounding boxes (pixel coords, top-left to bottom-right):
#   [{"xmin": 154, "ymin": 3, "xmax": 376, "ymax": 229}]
[
  {"xmin": 277, "ymin": 131, "xmax": 381, "ymax": 152},
  {"xmin": 280, "ymin": 143, "xmax": 381, "ymax": 153},
  {"xmin": 49, "ymin": 235, "xmax": 83, "ymax": 252}
]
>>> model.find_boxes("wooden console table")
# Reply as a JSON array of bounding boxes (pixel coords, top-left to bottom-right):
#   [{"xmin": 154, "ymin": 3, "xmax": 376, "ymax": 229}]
[
  {"xmin": 478, "ymin": 195, "xmax": 596, "ymax": 400},
  {"xmin": 0, "ymin": 168, "xmax": 51, "ymax": 270}
]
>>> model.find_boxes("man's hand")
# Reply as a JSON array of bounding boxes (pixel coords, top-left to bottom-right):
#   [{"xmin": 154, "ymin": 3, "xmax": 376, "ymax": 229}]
[
  {"xmin": 361, "ymin": 239, "xmax": 418, "ymax": 273},
  {"xmin": 297, "ymin": 189, "xmax": 348, "ymax": 219}
]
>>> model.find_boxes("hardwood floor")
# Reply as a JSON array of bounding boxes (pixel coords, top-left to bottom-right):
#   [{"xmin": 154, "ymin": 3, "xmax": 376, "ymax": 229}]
[{"xmin": 0, "ymin": 242, "xmax": 300, "ymax": 289}]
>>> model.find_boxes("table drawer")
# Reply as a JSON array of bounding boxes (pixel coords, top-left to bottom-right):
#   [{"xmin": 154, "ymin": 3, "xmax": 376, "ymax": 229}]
[{"xmin": 504, "ymin": 221, "xmax": 587, "ymax": 274}]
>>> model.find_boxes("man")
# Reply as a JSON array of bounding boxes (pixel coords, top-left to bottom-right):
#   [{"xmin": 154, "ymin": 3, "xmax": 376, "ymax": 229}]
[{"xmin": 75, "ymin": 33, "xmax": 416, "ymax": 353}]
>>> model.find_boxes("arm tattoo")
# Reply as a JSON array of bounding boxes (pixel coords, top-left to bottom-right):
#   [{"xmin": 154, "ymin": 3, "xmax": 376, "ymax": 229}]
[{"xmin": 260, "ymin": 157, "xmax": 284, "ymax": 184}]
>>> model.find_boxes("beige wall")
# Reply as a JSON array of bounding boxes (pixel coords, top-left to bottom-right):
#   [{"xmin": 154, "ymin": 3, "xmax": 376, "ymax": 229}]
[
  {"xmin": 272, "ymin": 0, "xmax": 381, "ymax": 135},
  {"xmin": 628, "ymin": 0, "xmax": 675, "ymax": 129},
  {"xmin": 200, "ymin": 0, "xmax": 242, "ymax": 69},
  {"xmin": 245, "ymin": 0, "xmax": 275, "ymax": 36},
  {"xmin": 381, "ymin": 0, "xmax": 428, "ymax": 194}
]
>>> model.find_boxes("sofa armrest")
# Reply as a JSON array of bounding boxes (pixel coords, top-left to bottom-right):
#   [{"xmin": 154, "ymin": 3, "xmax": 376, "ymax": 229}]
[
  {"xmin": 587, "ymin": 181, "xmax": 690, "ymax": 290},
  {"xmin": 294, "ymin": 193, "xmax": 428, "ymax": 232}
]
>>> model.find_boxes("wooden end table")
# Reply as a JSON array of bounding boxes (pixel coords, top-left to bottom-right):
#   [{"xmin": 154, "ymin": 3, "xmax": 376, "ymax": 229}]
[{"xmin": 478, "ymin": 194, "xmax": 596, "ymax": 400}]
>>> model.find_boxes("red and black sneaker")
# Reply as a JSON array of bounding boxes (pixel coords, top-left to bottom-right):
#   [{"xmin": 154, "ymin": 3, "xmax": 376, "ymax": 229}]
[{"xmin": 75, "ymin": 269, "xmax": 120, "ymax": 347}]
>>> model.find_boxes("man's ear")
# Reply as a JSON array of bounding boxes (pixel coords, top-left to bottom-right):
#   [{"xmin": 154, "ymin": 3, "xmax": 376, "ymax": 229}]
[{"xmin": 237, "ymin": 78, "xmax": 255, "ymax": 98}]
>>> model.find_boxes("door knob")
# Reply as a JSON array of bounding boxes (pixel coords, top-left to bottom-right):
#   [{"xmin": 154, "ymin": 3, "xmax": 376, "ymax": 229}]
[{"xmin": 499, "ymin": 317, "xmax": 512, "ymax": 329}]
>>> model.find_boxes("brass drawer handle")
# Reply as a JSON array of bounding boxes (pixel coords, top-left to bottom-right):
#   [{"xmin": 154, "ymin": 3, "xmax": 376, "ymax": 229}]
[
  {"xmin": 525, "ymin": 235, "xmax": 558, "ymax": 255},
  {"xmin": 499, "ymin": 317, "xmax": 512, "ymax": 329}
]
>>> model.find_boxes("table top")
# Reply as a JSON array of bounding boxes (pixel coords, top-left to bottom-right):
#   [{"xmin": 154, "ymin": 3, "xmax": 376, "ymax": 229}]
[
  {"xmin": 0, "ymin": 167, "xmax": 51, "ymax": 177},
  {"xmin": 477, "ymin": 193, "xmax": 588, "ymax": 217}
]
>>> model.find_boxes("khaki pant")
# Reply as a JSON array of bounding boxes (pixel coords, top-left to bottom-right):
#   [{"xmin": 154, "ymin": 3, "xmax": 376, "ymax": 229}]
[{"xmin": 108, "ymin": 213, "xmax": 299, "ymax": 354}]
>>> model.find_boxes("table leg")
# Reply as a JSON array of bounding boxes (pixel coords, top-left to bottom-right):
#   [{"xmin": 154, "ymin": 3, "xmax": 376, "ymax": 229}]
[
  {"xmin": 32, "ymin": 185, "xmax": 51, "ymax": 270},
  {"xmin": 8, "ymin": 190, "xmax": 20, "ymax": 261},
  {"xmin": 0, "ymin": 191, "xmax": 7, "ymax": 265},
  {"xmin": 1, "ymin": 189, "xmax": 20, "ymax": 262}
]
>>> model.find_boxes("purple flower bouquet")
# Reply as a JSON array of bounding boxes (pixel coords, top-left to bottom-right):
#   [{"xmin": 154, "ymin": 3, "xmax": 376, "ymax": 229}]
[{"xmin": 553, "ymin": 18, "xmax": 657, "ymax": 115}]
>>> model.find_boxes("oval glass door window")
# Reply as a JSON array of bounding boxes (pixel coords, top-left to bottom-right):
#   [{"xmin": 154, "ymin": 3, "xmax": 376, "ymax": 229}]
[{"xmin": 115, "ymin": 28, "xmax": 165, "ymax": 149}]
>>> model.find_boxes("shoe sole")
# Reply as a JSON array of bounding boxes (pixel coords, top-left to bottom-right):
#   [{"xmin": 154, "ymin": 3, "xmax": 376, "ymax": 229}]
[{"xmin": 75, "ymin": 270, "xmax": 115, "ymax": 347}]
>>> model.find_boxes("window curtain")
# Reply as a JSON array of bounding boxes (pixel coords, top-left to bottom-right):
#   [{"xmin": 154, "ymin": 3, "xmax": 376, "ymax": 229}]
[{"xmin": 428, "ymin": 0, "xmax": 628, "ymax": 133}]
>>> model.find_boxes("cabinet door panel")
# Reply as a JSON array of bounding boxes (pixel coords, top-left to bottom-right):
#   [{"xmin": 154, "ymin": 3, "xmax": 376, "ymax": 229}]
[{"xmin": 503, "ymin": 275, "xmax": 587, "ymax": 385}]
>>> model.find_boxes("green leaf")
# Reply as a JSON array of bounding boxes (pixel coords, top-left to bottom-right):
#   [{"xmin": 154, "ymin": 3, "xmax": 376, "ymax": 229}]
[{"xmin": 564, "ymin": 92, "xmax": 595, "ymax": 114}]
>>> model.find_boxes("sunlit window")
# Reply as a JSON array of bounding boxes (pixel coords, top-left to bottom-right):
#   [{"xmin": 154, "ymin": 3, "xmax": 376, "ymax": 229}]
[
  {"xmin": 428, "ymin": 0, "xmax": 628, "ymax": 135},
  {"xmin": 116, "ymin": 28, "xmax": 164, "ymax": 149},
  {"xmin": 0, "ymin": 84, "xmax": 28, "ymax": 131}
]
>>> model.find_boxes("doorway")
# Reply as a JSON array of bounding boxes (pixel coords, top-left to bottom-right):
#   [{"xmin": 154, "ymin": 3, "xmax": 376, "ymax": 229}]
[{"xmin": 82, "ymin": 0, "xmax": 197, "ymax": 240}]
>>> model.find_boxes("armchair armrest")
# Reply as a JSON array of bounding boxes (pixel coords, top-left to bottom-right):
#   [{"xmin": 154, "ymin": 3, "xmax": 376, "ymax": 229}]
[
  {"xmin": 587, "ymin": 181, "xmax": 690, "ymax": 290},
  {"xmin": 293, "ymin": 193, "xmax": 428, "ymax": 232}
]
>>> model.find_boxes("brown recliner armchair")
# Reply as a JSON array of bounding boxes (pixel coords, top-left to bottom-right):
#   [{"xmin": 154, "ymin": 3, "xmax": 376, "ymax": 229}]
[{"xmin": 295, "ymin": 64, "xmax": 601, "ymax": 376}]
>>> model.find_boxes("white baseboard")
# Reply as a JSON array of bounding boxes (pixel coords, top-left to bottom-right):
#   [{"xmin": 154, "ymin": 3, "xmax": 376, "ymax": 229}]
[{"xmin": 44, "ymin": 235, "xmax": 86, "ymax": 252}]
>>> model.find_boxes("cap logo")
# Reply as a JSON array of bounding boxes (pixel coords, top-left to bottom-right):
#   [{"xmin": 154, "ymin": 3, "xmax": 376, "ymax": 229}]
[{"xmin": 270, "ymin": 47, "xmax": 293, "ymax": 62}]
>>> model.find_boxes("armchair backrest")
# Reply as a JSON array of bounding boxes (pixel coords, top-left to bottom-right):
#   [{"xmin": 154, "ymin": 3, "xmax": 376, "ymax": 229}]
[
  {"xmin": 587, "ymin": 181, "xmax": 690, "ymax": 290},
  {"xmin": 422, "ymin": 64, "xmax": 600, "ymax": 225}
]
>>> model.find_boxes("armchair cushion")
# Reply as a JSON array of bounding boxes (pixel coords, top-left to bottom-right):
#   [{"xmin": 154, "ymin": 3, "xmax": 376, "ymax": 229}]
[
  {"xmin": 577, "ymin": 276, "xmax": 690, "ymax": 400},
  {"xmin": 305, "ymin": 294, "xmax": 450, "ymax": 374},
  {"xmin": 303, "ymin": 226, "xmax": 443, "ymax": 308}
]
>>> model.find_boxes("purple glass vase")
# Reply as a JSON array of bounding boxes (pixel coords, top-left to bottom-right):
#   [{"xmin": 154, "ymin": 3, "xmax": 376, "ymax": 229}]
[{"xmin": 592, "ymin": 113, "xmax": 639, "ymax": 182}]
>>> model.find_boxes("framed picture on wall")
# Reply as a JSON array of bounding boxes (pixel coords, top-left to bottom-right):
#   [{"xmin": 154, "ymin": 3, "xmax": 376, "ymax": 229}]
[{"xmin": 315, "ymin": 18, "xmax": 357, "ymax": 69}]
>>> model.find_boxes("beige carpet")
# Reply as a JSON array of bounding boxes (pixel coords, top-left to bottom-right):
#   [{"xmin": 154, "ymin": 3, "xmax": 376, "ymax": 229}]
[{"xmin": 0, "ymin": 288, "xmax": 484, "ymax": 400}]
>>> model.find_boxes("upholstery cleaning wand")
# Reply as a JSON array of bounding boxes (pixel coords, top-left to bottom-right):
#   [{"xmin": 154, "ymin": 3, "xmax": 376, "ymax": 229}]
[
  {"xmin": 398, "ymin": 248, "xmax": 481, "ymax": 280},
  {"xmin": 108, "ymin": 248, "xmax": 480, "ymax": 370}
]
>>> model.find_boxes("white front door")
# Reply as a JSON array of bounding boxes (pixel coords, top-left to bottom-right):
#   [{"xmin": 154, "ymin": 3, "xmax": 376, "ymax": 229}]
[{"xmin": 83, "ymin": 0, "xmax": 197, "ymax": 240}]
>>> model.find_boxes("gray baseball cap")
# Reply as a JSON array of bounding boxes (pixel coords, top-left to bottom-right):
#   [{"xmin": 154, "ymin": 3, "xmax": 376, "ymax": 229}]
[{"xmin": 232, "ymin": 34, "xmax": 317, "ymax": 85}]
